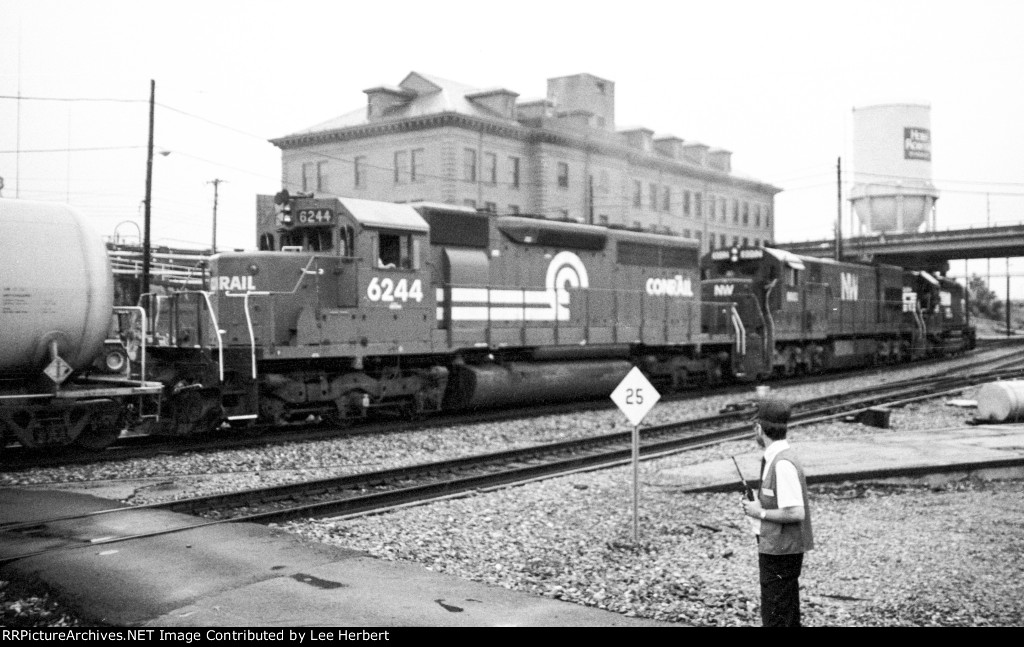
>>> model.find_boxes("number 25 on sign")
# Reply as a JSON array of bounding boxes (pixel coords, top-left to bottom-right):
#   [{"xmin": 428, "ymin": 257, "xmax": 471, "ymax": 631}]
[{"xmin": 611, "ymin": 367, "xmax": 660, "ymax": 426}]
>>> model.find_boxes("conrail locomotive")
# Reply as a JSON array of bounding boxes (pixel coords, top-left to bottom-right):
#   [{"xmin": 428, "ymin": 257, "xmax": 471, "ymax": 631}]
[
  {"xmin": 0, "ymin": 195, "xmax": 975, "ymax": 450},
  {"xmin": 701, "ymin": 245, "xmax": 975, "ymax": 375}
]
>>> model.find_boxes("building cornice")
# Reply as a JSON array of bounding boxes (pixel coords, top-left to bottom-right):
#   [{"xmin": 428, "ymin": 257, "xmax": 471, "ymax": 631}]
[{"xmin": 271, "ymin": 113, "xmax": 781, "ymax": 194}]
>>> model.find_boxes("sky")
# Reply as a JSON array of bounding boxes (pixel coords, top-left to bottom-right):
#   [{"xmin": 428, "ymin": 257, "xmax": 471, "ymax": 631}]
[{"xmin": 2, "ymin": 0, "xmax": 1023, "ymax": 293}]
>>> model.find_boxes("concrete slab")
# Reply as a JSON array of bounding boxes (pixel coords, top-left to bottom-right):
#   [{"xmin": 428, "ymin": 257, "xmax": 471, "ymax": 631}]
[
  {"xmin": 147, "ymin": 556, "xmax": 672, "ymax": 627},
  {"xmin": 651, "ymin": 424, "xmax": 1024, "ymax": 492},
  {"xmin": 0, "ymin": 488, "xmax": 670, "ymax": 627}
]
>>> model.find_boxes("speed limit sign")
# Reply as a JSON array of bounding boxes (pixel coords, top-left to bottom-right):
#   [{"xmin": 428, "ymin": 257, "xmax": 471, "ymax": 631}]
[{"xmin": 610, "ymin": 366, "xmax": 661, "ymax": 426}]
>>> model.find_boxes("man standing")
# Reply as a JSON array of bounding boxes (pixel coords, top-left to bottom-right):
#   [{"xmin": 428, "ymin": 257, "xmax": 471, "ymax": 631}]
[{"xmin": 741, "ymin": 397, "xmax": 814, "ymax": 627}]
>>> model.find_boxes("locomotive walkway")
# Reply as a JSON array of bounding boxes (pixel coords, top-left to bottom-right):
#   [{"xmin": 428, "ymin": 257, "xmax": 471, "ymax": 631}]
[{"xmin": 1, "ymin": 422, "xmax": 1023, "ymax": 627}]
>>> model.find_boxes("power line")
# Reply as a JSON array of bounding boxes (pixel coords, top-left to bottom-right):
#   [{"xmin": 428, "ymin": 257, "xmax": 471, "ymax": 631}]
[{"xmin": 0, "ymin": 94, "xmax": 145, "ymax": 103}]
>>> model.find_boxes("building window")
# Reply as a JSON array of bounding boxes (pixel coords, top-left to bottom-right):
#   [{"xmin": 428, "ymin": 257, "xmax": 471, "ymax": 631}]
[
  {"xmin": 694, "ymin": 193, "xmax": 704, "ymax": 219},
  {"xmin": 484, "ymin": 201, "xmax": 497, "ymax": 213},
  {"xmin": 302, "ymin": 161, "xmax": 326, "ymax": 192},
  {"xmin": 411, "ymin": 148, "xmax": 423, "ymax": 183},
  {"xmin": 559, "ymin": 208, "xmax": 570, "ymax": 219},
  {"xmin": 557, "ymin": 162, "xmax": 569, "ymax": 188},
  {"xmin": 683, "ymin": 191, "xmax": 691, "ymax": 217},
  {"xmin": 598, "ymin": 214, "xmax": 609, "ymax": 226},
  {"xmin": 463, "ymin": 149, "xmax": 477, "ymax": 182},
  {"xmin": 754, "ymin": 204, "xmax": 761, "ymax": 227},
  {"xmin": 649, "ymin": 183, "xmax": 657, "ymax": 210},
  {"xmin": 718, "ymin": 197, "xmax": 726, "ymax": 222},
  {"xmin": 485, "ymin": 153, "xmax": 497, "ymax": 185},
  {"xmin": 683, "ymin": 228, "xmax": 691, "ymax": 238},
  {"xmin": 662, "ymin": 186, "xmax": 671, "ymax": 212},
  {"xmin": 509, "ymin": 156, "xmax": 520, "ymax": 189},
  {"xmin": 354, "ymin": 156, "xmax": 365, "ymax": 188},
  {"xmin": 508, "ymin": 204, "xmax": 520, "ymax": 214},
  {"xmin": 394, "ymin": 151, "xmax": 408, "ymax": 184},
  {"xmin": 742, "ymin": 202, "xmax": 750, "ymax": 225},
  {"xmin": 709, "ymin": 234, "xmax": 716, "ymax": 249},
  {"xmin": 766, "ymin": 206, "xmax": 772, "ymax": 228},
  {"xmin": 720, "ymin": 234, "xmax": 727, "ymax": 248},
  {"xmin": 633, "ymin": 180, "xmax": 642, "ymax": 208}
]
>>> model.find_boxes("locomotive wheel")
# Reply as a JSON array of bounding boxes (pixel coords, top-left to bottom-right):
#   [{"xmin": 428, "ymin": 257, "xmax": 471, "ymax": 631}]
[
  {"xmin": 782, "ymin": 351, "xmax": 797, "ymax": 377},
  {"xmin": 670, "ymin": 368, "xmax": 689, "ymax": 392},
  {"xmin": 170, "ymin": 389, "xmax": 223, "ymax": 436},
  {"xmin": 74, "ymin": 422, "xmax": 121, "ymax": 450}
]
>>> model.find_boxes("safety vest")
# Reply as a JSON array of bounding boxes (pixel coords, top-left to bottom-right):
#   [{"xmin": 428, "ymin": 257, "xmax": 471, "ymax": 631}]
[{"xmin": 758, "ymin": 448, "xmax": 814, "ymax": 555}]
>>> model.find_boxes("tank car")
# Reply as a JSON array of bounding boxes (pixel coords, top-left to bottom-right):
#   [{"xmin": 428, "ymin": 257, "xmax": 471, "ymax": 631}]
[
  {"xmin": 140, "ymin": 194, "xmax": 753, "ymax": 435},
  {"xmin": 0, "ymin": 199, "xmax": 162, "ymax": 450}
]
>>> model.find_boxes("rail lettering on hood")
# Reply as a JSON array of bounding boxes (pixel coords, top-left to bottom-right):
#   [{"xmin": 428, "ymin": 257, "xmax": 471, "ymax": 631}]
[
  {"xmin": 217, "ymin": 275, "xmax": 256, "ymax": 292},
  {"xmin": 646, "ymin": 275, "xmax": 694, "ymax": 298}
]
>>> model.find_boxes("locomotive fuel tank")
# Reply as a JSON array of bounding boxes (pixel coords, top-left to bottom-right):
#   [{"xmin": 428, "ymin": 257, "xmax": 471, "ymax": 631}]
[
  {"xmin": 0, "ymin": 199, "xmax": 114, "ymax": 376},
  {"xmin": 444, "ymin": 359, "xmax": 633, "ymax": 410}
]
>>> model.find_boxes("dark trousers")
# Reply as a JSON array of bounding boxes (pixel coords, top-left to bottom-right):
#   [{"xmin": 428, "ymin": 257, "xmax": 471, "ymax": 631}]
[{"xmin": 759, "ymin": 552, "xmax": 804, "ymax": 627}]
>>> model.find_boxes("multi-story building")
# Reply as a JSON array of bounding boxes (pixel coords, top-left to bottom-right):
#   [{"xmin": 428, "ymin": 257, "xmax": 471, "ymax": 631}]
[{"xmin": 269, "ymin": 72, "xmax": 780, "ymax": 252}]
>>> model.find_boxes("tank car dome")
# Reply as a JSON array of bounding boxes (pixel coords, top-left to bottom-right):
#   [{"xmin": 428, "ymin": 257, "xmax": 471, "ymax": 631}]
[{"xmin": 0, "ymin": 200, "xmax": 115, "ymax": 376}]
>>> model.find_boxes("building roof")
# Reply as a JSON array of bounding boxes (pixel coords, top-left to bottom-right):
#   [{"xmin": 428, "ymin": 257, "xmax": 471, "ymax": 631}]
[{"xmin": 283, "ymin": 72, "xmax": 518, "ymax": 137}]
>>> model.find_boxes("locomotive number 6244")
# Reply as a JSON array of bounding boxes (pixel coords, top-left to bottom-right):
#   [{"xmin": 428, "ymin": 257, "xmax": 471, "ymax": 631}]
[{"xmin": 366, "ymin": 277, "xmax": 424, "ymax": 303}]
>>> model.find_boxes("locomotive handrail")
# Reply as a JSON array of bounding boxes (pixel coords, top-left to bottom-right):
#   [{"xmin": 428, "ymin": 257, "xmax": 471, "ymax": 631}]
[{"xmin": 197, "ymin": 291, "xmax": 225, "ymax": 383}]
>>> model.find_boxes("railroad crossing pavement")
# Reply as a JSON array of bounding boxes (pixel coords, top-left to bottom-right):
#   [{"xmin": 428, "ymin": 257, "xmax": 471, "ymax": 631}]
[{"xmin": 1, "ymin": 422, "xmax": 1023, "ymax": 627}]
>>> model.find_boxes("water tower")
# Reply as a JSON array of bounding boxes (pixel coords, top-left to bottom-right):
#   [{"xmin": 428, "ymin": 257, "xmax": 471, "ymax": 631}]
[{"xmin": 849, "ymin": 104, "xmax": 938, "ymax": 234}]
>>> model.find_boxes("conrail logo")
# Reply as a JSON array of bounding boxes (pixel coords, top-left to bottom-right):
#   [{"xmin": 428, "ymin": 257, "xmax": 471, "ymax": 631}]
[
  {"xmin": 216, "ymin": 275, "xmax": 256, "ymax": 292},
  {"xmin": 646, "ymin": 275, "xmax": 693, "ymax": 298}
]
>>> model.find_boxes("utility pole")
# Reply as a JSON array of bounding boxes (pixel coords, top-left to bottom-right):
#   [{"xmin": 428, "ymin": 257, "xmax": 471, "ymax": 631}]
[
  {"xmin": 835, "ymin": 157, "xmax": 843, "ymax": 262},
  {"xmin": 142, "ymin": 80, "xmax": 155, "ymax": 307},
  {"xmin": 208, "ymin": 178, "xmax": 225, "ymax": 253}
]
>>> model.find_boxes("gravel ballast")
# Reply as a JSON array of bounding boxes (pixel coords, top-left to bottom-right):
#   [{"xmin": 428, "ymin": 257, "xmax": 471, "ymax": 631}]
[{"xmin": 3, "ymin": 353, "xmax": 1024, "ymax": 627}]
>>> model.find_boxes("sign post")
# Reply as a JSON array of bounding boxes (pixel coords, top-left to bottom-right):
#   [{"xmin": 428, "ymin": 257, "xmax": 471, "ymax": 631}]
[{"xmin": 610, "ymin": 366, "xmax": 661, "ymax": 543}]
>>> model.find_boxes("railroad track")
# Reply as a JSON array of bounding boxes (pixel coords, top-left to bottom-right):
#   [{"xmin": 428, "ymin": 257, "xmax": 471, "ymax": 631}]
[
  {"xmin": 4, "ymin": 359, "xmax": 1021, "ymax": 569},
  {"xmin": 6, "ymin": 344, "xmax": 1024, "ymax": 472}
]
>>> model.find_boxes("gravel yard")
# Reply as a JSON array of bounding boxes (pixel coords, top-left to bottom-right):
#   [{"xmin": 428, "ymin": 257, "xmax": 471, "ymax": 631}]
[{"xmin": 3, "ymin": 351, "xmax": 1024, "ymax": 626}]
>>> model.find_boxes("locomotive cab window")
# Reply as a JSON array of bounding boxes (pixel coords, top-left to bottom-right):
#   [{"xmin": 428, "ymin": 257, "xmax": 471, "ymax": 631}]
[
  {"xmin": 338, "ymin": 224, "xmax": 355, "ymax": 257},
  {"xmin": 279, "ymin": 228, "xmax": 333, "ymax": 253},
  {"xmin": 376, "ymin": 232, "xmax": 420, "ymax": 270},
  {"xmin": 785, "ymin": 266, "xmax": 800, "ymax": 288}
]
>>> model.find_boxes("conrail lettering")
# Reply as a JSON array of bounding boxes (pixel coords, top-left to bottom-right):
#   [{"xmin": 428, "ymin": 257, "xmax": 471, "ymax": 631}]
[
  {"xmin": 646, "ymin": 275, "xmax": 693, "ymax": 298},
  {"xmin": 217, "ymin": 275, "xmax": 257, "ymax": 292}
]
